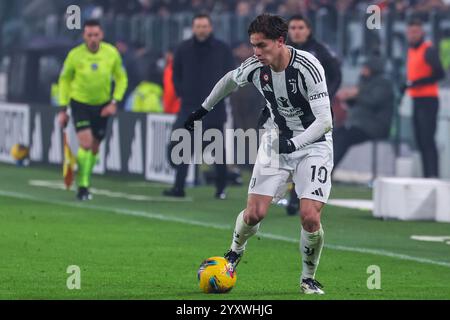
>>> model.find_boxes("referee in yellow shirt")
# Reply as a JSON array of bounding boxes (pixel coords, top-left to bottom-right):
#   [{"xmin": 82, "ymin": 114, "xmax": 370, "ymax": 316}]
[{"xmin": 58, "ymin": 20, "xmax": 128, "ymax": 200}]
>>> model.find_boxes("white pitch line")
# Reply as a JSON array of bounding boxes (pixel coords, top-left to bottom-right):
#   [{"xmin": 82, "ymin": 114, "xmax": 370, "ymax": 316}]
[
  {"xmin": 1, "ymin": 189, "xmax": 450, "ymax": 269},
  {"xmin": 126, "ymin": 182, "xmax": 172, "ymax": 188},
  {"xmin": 28, "ymin": 180, "xmax": 193, "ymax": 202}
]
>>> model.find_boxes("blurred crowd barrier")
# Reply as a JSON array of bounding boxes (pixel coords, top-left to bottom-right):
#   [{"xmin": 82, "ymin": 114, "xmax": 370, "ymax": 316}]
[
  {"xmin": 0, "ymin": 102, "xmax": 195, "ymax": 184},
  {"xmin": 333, "ymin": 87, "xmax": 450, "ymax": 182}
]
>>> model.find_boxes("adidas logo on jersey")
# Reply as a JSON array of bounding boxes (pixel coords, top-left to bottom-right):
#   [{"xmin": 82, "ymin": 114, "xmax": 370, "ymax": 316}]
[
  {"xmin": 262, "ymin": 84, "xmax": 273, "ymax": 92},
  {"xmin": 311, "ymin": 188, "xmax": 324, "ymax": 197}
]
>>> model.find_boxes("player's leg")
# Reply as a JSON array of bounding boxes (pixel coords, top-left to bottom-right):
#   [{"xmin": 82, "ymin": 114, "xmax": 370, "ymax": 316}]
[
  {"xmin": 225, "ymin": 150, "xmax": 291, "ymax": 269},
  {"xmin": 83, "ymin": 107, "xmax": 109, "ymax": 192},
  {"xmin": 76, "ymin": 128, "xmax": 95, "ymax": 200},
  {"xmin": 299, "ymin": 198, "xmax": 325, "ymax": 294},
  {"xmin": 225, "ymin": 193, "xmax": 272, "ymax": 269},
  {"xmin": 70, "ymin": 100, "xmax": 96, "ymax": 200},
  {"xmin": 293, "ymin": 142, "xmax": 333, "ymax": 294}
]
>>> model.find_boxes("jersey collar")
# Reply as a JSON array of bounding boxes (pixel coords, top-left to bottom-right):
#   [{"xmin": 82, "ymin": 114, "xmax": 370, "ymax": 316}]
[{"xmin": 287, "ymin": 46, "xmax": 296, "ymax": 66}]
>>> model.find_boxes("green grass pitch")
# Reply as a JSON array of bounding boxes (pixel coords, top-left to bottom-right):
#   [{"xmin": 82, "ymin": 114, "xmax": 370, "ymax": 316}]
[{"xmin": 0, "ymin": 163, "xmax": 450, "ymax": 299}]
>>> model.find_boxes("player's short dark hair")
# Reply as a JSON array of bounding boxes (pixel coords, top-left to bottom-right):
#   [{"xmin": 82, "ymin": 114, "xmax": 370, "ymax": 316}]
[
  {"xmin": 407, "ymin": 17, "xmax": 423, "ymax": 27},
  {"xmin": 83, "ymin": 19, "xmax": 102, "ymax": 30},
  {"xmin": 192, "ymin": 13, "xmax": 212, "ymax": 25},
  {"xmin": 288, "ymin": 14, "xmax": 312, "ymax": 29},
  {"xmin": 248, "ymin": 14, "xmax": 288, "ymax": 42}
]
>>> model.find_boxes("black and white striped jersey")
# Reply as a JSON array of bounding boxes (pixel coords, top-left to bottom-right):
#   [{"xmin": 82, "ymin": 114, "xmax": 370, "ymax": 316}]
[{"xmin": 232, "ymin": 46, "xmax": 331, "ymax": 140}]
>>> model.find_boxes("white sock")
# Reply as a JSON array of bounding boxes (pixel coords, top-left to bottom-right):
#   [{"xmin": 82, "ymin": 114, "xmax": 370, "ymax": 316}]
[
  {"xmin": 230, "ymin": 210, "xmax": 260, "ymax": 254},
  {"xmin": 300, "ymin": 225, "xmax": 324, "ymax": 280}
]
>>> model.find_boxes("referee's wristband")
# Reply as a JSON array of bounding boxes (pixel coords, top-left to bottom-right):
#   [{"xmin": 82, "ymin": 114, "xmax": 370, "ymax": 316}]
[{"xmin": 59, "ymin": 106, "xmax": 68, "ymax": 112}]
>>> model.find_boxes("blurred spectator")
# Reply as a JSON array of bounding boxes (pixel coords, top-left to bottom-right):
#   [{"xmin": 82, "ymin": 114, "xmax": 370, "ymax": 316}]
[
  {"xmin": 163, "ymin": 13, "xmax": 234, "ymax": 199},
  {"xmin": 333, "ymin": 56, "xmax": 395, "ymax": 169},
  {"xmin": 115, "ymin": 39, "xmax": 140, "ymax": 105},
  {"xmin": 236, "ymin": 1, "xmax": 252, "ymax": 16},
  {"xmin": 162, "ymin": 49, "xmax": 181, "ymax": 114},
  {"xmin": 125, "ymin": 73, "xmax": 163, "ymax": 113},
  {"xmin": 439, "ymin": 28, "xmax": 450, "ymax": 74},
  {"xmin": 287, "ymin": 14, "xmax": 342, "ymax": 99},
  {"xmin": 412, "ymin": 0, "xmax": 447, "ymax": 13},
  {"xmin": 404, "ymin": 18, "xmax": 445, "ymax": 177}
]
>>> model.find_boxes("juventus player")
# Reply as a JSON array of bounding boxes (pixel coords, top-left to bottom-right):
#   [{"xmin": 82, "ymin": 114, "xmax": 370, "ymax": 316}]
[{"xmin": 185, "ymin": 14, "xmax": 333, "ymax": 294}]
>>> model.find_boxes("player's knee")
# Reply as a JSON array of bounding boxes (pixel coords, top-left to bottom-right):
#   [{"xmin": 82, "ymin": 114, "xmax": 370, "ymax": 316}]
[
  {"xmin": 244, "ymin": 204, "xmax": 266, "ymax": 225},
  {"xmin": 300, "ymin": 207, "xmax": 321, "ymax": 232},
  {"xmin": 78, "ymin": 135, "xmax": 94, "ymax": 150}
]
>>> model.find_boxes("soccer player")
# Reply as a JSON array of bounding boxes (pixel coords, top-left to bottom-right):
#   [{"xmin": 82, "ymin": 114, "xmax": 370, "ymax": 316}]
[
  {"xmin": 58, "ymin": 20, "xmax": 128, "ymax": 200},
  {"xmin": 184, "ymin": 14, "xmax": 333, "ymax": 294}
]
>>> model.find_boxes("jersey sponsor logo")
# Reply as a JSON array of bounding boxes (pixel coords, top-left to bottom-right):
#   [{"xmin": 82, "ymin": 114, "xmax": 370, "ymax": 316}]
[
  {"xmin": 309, "ymin": 92, "xmax": 329, "ymax": 101},
  {"xmin": 91, "ymin": 63, "xmax": 98, "ymax": 70},
  {"xmin": 276, "ymin": 97, "xmax": 303, "ymax": 118},
  {"xmin": 288, "ymin": 78, "xmax": 298, "ymax": 94}
]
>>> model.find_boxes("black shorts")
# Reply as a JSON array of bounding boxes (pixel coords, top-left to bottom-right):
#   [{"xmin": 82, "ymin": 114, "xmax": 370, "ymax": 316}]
[{"xmin": 70, "ymin": 100, "xmax": 109, "ymax": 141}]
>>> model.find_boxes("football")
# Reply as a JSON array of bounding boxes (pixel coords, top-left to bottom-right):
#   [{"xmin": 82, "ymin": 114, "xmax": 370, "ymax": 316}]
[
  {"xmin": 10, "ymin": 144, "xmax": 29, "ymax": 165},
  {"xmin": 197, "ymin": 256, "xmax": 237, "ymax": 293}
]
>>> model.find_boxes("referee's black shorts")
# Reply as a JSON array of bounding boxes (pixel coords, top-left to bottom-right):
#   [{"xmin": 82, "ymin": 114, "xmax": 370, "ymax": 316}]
[{"xmin": 70, "ymin": 100, "xmax": 109, "ymax": 141}]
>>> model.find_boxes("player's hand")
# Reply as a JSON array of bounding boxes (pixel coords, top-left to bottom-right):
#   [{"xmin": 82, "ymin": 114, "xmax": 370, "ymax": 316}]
[
  {"xmin": 184, "ymin": 107, "xmax": 209, "ymax": 131},
  {"xmin": 101, "ymin": 101, "xmax": 117, "ymax": 117},
  {"xmin": 273, "ymin": 136, "xmax": 297, "ymax": 154},
  {"xmin": 58, "ymin": 110, "xmax": 69, "ymax": 128}
]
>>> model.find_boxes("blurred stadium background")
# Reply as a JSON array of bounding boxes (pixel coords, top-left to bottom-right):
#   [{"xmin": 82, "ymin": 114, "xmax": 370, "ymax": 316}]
[{"xmin": 0, "ymin": 0, "xmax": 450, "ymax": 299}]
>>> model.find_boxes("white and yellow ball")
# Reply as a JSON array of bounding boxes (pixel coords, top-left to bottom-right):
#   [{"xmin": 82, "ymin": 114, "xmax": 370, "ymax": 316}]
[{"xmin": 197, "ymin": 256, "xmax": 237, "ymax": 293}]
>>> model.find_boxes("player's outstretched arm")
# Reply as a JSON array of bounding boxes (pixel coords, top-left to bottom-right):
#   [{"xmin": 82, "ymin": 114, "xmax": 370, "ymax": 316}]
[{"xmin": 184, "ymin": 70, "xmax": 238, "ymax": 131}]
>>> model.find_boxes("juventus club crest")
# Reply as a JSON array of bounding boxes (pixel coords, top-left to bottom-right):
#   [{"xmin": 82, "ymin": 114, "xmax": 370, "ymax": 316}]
[
  {"xmin": 288, "ymin": 78, "xmax": 297, "ymax": 94},
  {"xmin": 263, "ymin": 74, "xmax": 269, "ymax": 82}
]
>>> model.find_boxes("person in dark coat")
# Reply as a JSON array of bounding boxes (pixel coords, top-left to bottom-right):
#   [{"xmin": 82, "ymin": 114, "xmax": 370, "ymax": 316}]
[
  {"xmin": 287, "ymin": 14, "xmax": 342, "ymax": 99},
  {"xmin": 284, "ymin": 14, "xmax": 342, "ymax": 215},
  {"xmin": 333, "ymin": 56, "xmax": 395, "ymax": 169},
  {"xmin": 163, "ymin": 13, "xmax": 234, "ymax": 199}
]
